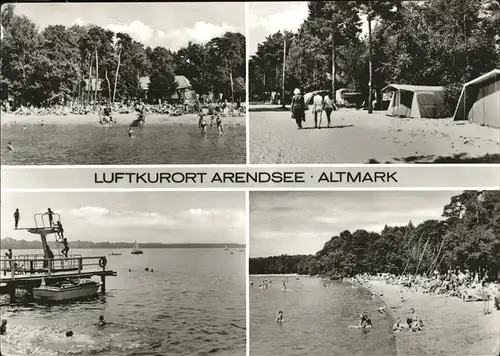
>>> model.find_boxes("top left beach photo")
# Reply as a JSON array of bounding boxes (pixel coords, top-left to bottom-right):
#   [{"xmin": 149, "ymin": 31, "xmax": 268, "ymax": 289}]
[{"xmin": 1, "ymin": 2, "xmax": 246, "ymax": 165}]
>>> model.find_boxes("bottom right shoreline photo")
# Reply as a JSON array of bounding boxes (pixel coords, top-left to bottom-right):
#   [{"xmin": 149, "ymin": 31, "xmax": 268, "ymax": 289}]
[{"xmin": 249, "ymin": 190, "xmax": 500, "ymax": 356}]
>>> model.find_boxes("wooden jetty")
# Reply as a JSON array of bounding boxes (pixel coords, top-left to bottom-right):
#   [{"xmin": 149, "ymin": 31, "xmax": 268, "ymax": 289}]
[{"xmin": 1, "ymin": 211, "xmax": 117, "ymax": 300}]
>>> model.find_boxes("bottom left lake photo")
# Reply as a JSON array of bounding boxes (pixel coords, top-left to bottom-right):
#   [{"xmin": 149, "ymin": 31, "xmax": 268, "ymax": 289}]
[{"xmin": 0, "ymin": 191, "xmax": 246, "ymax": 356}]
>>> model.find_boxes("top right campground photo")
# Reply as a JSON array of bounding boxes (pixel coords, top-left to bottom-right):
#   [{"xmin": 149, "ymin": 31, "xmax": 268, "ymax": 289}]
[{"xmin": 248, "ymin": 1, "xmax": 500, "ymax": 164}]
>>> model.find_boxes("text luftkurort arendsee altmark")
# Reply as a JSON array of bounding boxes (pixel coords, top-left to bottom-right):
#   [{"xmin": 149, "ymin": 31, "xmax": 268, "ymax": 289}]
[{"xmin": 94, "ymin": 171, "xmax": 398, "ymax": 185}]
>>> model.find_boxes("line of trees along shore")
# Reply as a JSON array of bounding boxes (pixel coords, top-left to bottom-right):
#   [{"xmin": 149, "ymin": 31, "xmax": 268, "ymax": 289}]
[
  {"xmin": 250, "ymin": 191, "xmax": 500, "ymax": 281},
  {"xmin": 0, "ymin": 4, "xmax": 246, "ymax": 107},
  {"xmin": 249, "ymin": 0, "xmax": 500, "ymax": 108}
]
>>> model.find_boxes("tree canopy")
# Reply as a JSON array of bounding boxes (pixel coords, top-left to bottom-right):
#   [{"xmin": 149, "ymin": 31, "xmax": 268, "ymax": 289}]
[
  {"xmin": 249, "ymin": 0, "xmax": 500, "ymax": 106},
  {"xmin": 1, "ymin": 4, "xmax": 246, "ymax": 106},
  {"xmin": 250, "ymin": 191, "xmax": 500, "ymax": 282}
]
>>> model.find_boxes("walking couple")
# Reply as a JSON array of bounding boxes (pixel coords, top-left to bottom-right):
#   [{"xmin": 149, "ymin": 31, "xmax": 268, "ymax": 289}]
[{"xmin": 290, "ymin": 89, "xmax": 336, "ymax": 129}]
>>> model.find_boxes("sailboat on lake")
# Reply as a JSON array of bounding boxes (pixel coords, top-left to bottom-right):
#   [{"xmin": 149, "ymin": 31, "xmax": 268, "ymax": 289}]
[{"xmin": 131, "ymin": 240, "xmax": 143, "ymax": 255}]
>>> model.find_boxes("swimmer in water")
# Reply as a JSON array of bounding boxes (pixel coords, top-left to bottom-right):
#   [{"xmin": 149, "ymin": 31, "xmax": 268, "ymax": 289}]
[
  {"xmin": 282, "ymin": 281, "xmax": 286, "ymax": 290},
  {"xmin": 7, "ymin": 141, "xmax": 14, "ymax": 151},
  {"xmin": 40, "ymin": 120, "xmax": 45, "ymax": 127},
  {"xmin": 66, "ymin": 330, "xmax": 73, "ymax": 337},
  {"xmin": 359, "ymin": 312, "xmax": 372, "ymax": 329},
  {"xmin": 276, "ymin": 311, "xmax": 284, "ymax": 323},
  {"xmin": 0, "ymin": 319, "xmax": 7, "ymax": 335},
  {"xmin": 22, "ymin": 125, "xmax": 27, "ymax": 130},
  {"xmin": 378, "ymin": 306, "xmax": 386, "ymax": 313},
  {"xmin": 128, "ymin": 128, "xmax": 134, "ymax": 138},
  {"xmin": 97, "ymin": 315, "xmax": 113, "ymax": 327}
]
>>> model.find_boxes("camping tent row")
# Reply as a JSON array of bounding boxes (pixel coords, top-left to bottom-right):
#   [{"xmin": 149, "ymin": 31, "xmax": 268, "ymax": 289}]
[
  {"xmin": 382, "ymin": 84, "xmax": 451, "ymax": 119},
  {"xmin": 381, "ymin": 69, "xmax": 499, "ymax": 129}
]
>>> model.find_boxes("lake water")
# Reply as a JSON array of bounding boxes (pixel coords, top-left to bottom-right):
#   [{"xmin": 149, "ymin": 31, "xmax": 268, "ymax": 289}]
[
  {"xmin": 0, "ymin": 248, "xmax": 246, "ymax": 356},
  {"xmin": 1, "ymin": 122, "xmax": 246, "ymax": 165},
  {"xmin": 249, "ymin": 276, "xmax": 396, "ymax": 356}
]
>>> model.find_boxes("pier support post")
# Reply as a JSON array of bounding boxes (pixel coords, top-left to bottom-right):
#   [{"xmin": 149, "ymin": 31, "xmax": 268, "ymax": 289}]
[{"xmin": 101, "ymin": 275, "xmax": 106, "ymax": 293}]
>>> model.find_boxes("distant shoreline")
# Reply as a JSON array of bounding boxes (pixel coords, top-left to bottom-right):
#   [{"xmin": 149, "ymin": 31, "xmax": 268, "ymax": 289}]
[{"xmin": 0, "ymin": 242, "xmax": 246, "ymax": 250}]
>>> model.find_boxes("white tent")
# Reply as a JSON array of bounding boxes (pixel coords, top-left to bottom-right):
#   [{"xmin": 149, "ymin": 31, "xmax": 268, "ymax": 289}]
[
  {"xmin": 452, "ymin": 69, "xmax": 500, "ymax": 129},
  {"xmin": 382, "ymin": 84, "xmax": 451, "ymax": 118},
  {"xmin": 303, "ymin": 90, "xmax": 328, "ymax": 105}
]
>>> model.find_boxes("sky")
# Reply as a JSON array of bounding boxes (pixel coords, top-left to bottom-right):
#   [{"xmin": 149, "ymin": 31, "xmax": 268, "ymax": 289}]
[
  {"xmin": 1, "ymin": 191, "xmax": 245, "ymax": 244},
  {"xmin": 9, "ymin": 2, "xmax": 245, "ymax": 51},
  {"xmin": 248, "ymin": 1, "xmax": 369, "ymax": 56},
  {"xmin": 250, "ymin": 191, "xmax": 462, "ymax": 257}
]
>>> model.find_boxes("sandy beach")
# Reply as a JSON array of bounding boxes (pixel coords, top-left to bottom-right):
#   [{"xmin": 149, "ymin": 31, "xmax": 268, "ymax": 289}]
[
  {"xmin": 249, "ymin": 106, "xmax": 499, "ymax": 164},
  {"xmin": 367, "ymin": 280, "xmax": 500, "ymax": 356},
  {"xmin": 1, "ymin": 112, "xmax": 246, "ymax": 126}
]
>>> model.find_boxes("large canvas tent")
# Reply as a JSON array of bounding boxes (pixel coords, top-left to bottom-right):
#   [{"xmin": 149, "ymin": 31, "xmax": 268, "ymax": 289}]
[
  {"xmin": 382, "ymin": 84, "xmax": 450, "ymax": 118},
  {"xmin": 452, "ymin": 69, "xmax": 500, "ymax": 128}
]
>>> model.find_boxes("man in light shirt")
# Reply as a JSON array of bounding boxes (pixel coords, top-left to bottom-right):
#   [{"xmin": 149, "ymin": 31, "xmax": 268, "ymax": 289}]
[{"xmin": 312, "ymin": 93, "xmax": 324, "ymax": 129}]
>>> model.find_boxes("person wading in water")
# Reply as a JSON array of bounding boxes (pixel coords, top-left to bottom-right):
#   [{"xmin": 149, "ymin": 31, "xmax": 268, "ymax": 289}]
[{"xmin": 290, "ymin": 88, "xmax": 306, "ymax": 129}]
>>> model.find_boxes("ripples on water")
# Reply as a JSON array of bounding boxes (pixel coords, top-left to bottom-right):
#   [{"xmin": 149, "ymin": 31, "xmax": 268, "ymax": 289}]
[
  {"xmin": 249, "ymin": 276, "xmax": 396, "ymax": 356},
  {"xmin": 0, "ymin": 249, "xmax": 246, "ymax": 356},
  {"xmin": 1, "ymin": 122, "xmax": 246, "ymax": 165}
]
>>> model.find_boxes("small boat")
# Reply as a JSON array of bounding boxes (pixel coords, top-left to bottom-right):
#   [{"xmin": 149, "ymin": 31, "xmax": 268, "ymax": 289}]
[
  {"xmin": 131, "ymin": 241, "xmax": 143, "ymax": 255},
  {"xmin": 33, "ymin": 277, "xmax": 101, "ymax": 302},
  {"xmin": 224, "ymin": 245, "xmax": 229, "ymax": 251},
  {"xmin": 109, "ymin": 252, "xmax": 122, "ymax": 256}
]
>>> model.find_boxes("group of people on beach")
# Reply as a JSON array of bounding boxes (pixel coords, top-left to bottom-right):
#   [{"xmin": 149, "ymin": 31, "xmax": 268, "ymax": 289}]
[
  {"xmin": 290, "ymin": 89, "xmax": 337, "ymax": 130},
  {"xmin": 391, "ymin": 308, "xmax": 424, "ymax": 332},
  {"xmin": 346, "ymin": 272, "xmax": 500, "ymax": 331}
]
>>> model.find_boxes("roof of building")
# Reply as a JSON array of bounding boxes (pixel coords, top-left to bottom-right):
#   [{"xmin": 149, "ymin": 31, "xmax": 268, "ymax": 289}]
[{"xmin": 139, "ymin": 75, "xmax": 192, "ymax": 91}]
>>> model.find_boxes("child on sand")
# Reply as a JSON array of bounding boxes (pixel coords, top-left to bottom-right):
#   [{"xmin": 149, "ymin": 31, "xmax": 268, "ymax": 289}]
[
  {"xmin": 359, "ymin": 312, "xmax": 372, "ymax": 328},
  {"xmin": 392, "ymin": 318, "xmax": 404, "ymax": 332},
  {"xmin": 412, "ymin": 319, "xmax": 424, "ymax": 332}
]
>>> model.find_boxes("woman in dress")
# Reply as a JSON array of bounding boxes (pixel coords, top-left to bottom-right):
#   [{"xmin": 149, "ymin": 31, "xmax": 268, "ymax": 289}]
[{"xmin": 290, "ymin": 88, "xmax": 306, "ymax": 129}]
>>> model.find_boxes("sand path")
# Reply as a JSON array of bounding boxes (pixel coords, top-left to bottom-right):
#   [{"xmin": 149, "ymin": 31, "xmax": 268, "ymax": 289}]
[{"xmin": 249, "ymin": 108, "xmax": 499, "ymax": 164}]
